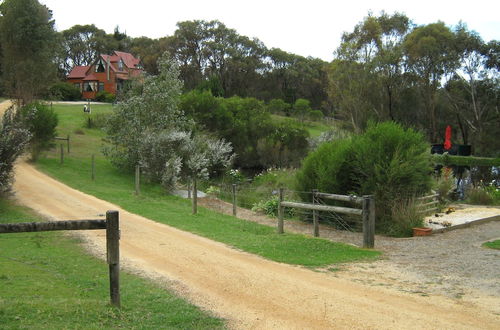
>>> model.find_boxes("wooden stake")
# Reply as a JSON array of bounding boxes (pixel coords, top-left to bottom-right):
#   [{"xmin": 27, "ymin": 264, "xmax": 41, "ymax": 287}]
[
  {"xmin": 278, "ymin": 188, "xmax": 284, "ymax": 234},
  {"xmin": 232, "ymin": 184, "xmax": 237, "ymax": 216},
  {"xmin": 312, "ymin": 189, "xmax": 319, "ymax": 237},
  {"xmin": 135, "ymin": 165, "xmax": 140, "ymax": 195},
  {"xmin": 192, "ymin": 177, "xmax": 197, "ymax": 214},
  {"xmin": 106, "ymin": 210, "xmax": 120, "ymax": 308},
  {"xmin": 362, "ymin": 195, "xmax": 375, "ymax": 248},
  {"xmin": 60, "ymin": 144, "xmax": 64, "ymax": 164},
  {"xmin": 67, "ymin": 134, "xmax": 70, "ymax": 153}
]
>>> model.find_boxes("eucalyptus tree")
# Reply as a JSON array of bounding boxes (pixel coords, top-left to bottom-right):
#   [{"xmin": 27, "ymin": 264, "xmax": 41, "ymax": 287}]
[
  {"xmin": 0, "ymin": 0, "xmax": 59, "ymax": 104},
  {"xmin": 403, "ymin": 22, "xmax": 460, "ymax": 142},
  {"xmin": 104, "ymin": 52, "xmax": 233, "ymax": 191},
  {"xmin": 328, "ymin": 13, "xmax": 412, "ymax": 131},
  {"xmin": 61, "ymin": 25, "xmax": 109, "ymax": 72}
]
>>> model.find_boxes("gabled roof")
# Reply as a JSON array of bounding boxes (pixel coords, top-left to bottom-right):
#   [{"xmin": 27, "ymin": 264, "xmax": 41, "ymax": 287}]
[
  {"xmin": 68, "ymin": 66, "xmax": 90, "ymax": 79},
  {"xmin": 113, "ymin": 51, "xmax": 141, "ymax": 69},
  {"xmin": 67, "ymin": 51, "xmax": 143, "ymax": 81}
]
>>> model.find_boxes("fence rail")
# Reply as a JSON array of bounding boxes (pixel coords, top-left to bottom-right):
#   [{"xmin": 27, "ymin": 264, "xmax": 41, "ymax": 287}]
[
  {"xmin": 278, "ymin": 189, "xmax": 375, "ymax": 248},
  {"xmin": 0, "ymin": 211, "xmax": 120, "ymax": 308},
  {"xmin": 416, "ymin": 193, "xmax": 440, "ymax": 215}
]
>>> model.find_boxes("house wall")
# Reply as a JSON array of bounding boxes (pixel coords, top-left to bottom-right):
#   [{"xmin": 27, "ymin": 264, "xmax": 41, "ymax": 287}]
[{"xmin": 67, "ymin": 68, "xmax": 118, "ymax": 100}]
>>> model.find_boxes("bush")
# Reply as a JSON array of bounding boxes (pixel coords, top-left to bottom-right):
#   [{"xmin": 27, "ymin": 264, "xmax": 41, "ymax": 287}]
[
  {"xmin": 465, "ymin": 185, "xmax": 499, "ymax": 205},
  {"xmin": 84, "ymin": 113, "xmax": 110, "ymax": 129},
  {"xmin": 19, "ymin": 102, "xmax": 58, "ymax": 161},
  {"xmin": 296, "ymin": 121, "xmax": 432, "ymax": 236},
  {"xmin": 48, "ymin": 82, "xmax": 81, "ymax": 101},
  {"xmin": 308, "ymin": 109, "xmax": 324, "ymax": 121},
  {"xmin": 387, "ymin": 198, "xmax": 424, "ymax": 237},
  {"xmin": 0, "ymin": 107, "xmax": 31, "ymax": 193},
  {"xmin": 267, "ymin": 99, "xmax": 291, "ymax": 115},
  {"xmin": 94, "ymin": 91, "xmax": 116, "ymax": 103}
]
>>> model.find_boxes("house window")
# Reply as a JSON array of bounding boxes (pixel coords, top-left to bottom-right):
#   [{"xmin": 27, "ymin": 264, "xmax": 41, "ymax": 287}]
[
  {"xmin": 118, "ymin": 59, "xmax": 124, "ymax": 71},
  {"xmin": 83, "ymin": 82, "xmax": 97, "ymax": 92},
  {"xmin": 74, "ymin": 83, "xmax": 81, "ymax": 91},
  {"xmin": 98, "ymin": 82, "xmax": 105, "ymax": 92},
  {"xmin": 95, "ymin": 59, "xmax": 105, "ymax": 73}
]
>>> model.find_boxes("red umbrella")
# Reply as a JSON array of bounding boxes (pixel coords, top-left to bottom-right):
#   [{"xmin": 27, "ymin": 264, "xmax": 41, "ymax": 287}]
[{"xmin": 444, "ymin": 125, "xmax": 452, "ymax": 150}]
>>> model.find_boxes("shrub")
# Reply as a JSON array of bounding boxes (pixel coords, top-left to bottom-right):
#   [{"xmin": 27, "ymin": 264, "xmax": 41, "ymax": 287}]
[
  {"xmin": 267, "ymin": 99, "xmax": 291, "ymax": 115},
  {"xmin": 251, "ymin": 196, "xmax": 294, "ymax": 217},
  {"xmin": 308, "ymin": 109, "xmax": 324, "ymax": 121},
  {"xmin": 19, "ymin": 102, "xmax": 58, "ymax": 161},
  {"xmin": 48, "ymin": 82, "xmax": 81, "ymax": 101},
  {"xmin": 94, "ymin": 91, "xmax": 116, "ymax": 103},
  {"xmin": 296, "ymin": 121, "xmax": 432, "ymax": 236},
  {"xmin": 465, "ymin": 186, "xmax": 497, "ymax": 205},
  {"xmin": 387, "ymin": 198, "xmax": 424, "ymax": 237},
  {"xmin": 0, "ymin": 107, "xmax": 31, "ymax": 193},
  {"xmin": 84, "ymin": 113, "xmax": 110, "ymax": 129}
]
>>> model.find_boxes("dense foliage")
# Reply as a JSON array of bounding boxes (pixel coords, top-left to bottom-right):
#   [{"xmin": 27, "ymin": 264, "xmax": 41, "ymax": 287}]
[
  {"xmin": 0, "ymin": 107, "xmax": 31, "ymax": 193},
  {"xmin": 48, "ymin": 82, "xmax": 82, "ymax": 101},
  {"xmin": 180, "ymin": 90, "xmax": 310, "ymax": 169},
  {"xmin": 0, "ymin": 0, "xmax": 59, "ymax": 104},
  {"xmin": 104, "ymin": 53, "xmax": 233, "ymax": 190},
  {"xmin": 329, "ymin": 13, "xmax": 499, "ymax": 155},
  {"xmin": 18, "ymin": 102, "xmax": 58, "ymax": 160},
  {"xmin": 296, "ymin": 122, "xmax": 432, "ymax": 235}
]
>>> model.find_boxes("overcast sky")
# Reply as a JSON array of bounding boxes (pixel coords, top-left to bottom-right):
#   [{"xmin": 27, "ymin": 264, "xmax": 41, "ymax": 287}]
[{"xmin": 41, "ymin": 0, "xmax": 499, "ymax": 61}]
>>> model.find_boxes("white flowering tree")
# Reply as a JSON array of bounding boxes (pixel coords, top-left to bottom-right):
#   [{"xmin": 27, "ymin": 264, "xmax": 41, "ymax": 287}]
[
  {"xmin": 104, "ymin": 52, "xmax": 234, "ymax": 194},
  {"xmin": 0, "ymin": 107, "xmax": 31, "ymax": 194}
]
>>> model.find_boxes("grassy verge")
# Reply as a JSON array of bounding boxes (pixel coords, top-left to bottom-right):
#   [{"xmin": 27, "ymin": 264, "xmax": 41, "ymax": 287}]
[
  {"xmin": 0, "ymin": 199, "xmax": 224, "ymax": 329},
  {"xmin": 270, "ymin": 114, "xmax": 332, "ymax": 138},
  {"xmin": 35, "ymin": 104, "xmax": 380, "ymax": 267},
  {"xmin": 482, "ymin": 240, "xmax": 500, "ymax": 250}
]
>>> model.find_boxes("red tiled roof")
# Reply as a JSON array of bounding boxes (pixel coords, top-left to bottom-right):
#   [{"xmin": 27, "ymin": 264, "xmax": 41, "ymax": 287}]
[
  {"xmin": 83, "ymin": 74, "xmax": 98, "ymax": 81},
  {"xmin": 114, "ymin": 51, "xmax": 141, "ymax": 69},
  {"xmin": 67, "ymin": 66, "xmax": 90, "ymax": 79}
]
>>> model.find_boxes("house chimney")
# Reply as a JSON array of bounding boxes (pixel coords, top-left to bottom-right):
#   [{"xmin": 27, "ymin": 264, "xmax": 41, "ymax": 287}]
[{"xmin": 106, "ymin": 57, "xmax": 110, "ymax": 81}]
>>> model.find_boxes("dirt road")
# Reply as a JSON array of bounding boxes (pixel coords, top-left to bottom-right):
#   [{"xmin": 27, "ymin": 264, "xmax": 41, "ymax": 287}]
[{"xmin": 11, "ymin": 162, "xmax": 500, "ymax": 329}]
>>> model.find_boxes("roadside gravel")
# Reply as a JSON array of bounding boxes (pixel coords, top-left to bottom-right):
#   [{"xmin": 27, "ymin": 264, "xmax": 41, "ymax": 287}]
[{"xmin": 199, "ymin": 197, "xmax": 500, "ymax": 313}]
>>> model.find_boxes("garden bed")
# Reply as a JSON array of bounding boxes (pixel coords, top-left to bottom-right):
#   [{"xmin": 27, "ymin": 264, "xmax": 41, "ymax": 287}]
[{"xmin": 425, "ymin": 204, "xmax": 500, "ymax": 233}]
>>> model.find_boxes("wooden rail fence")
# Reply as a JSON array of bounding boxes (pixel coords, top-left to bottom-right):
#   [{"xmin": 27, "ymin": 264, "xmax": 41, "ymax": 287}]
[
  {"xmin": 278, "ymin": 189, "xmax": 375, "ymax": 248},
  {"xmin": 0, "ymin": 210, "xmax": 121, "ymax": 308},
  {"xmin": 416, "ymin": 193, "xmax": 440, "ymax": 215}
]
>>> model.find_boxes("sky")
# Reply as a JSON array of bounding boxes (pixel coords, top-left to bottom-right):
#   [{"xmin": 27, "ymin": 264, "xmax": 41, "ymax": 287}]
[{"xmin": 41, "ymin": 0, "xmax": 500, "ymax": 61}]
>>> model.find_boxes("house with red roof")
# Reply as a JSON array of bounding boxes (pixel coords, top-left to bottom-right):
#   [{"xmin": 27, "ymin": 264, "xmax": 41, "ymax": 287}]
[{"xmin": 66, "ymin": 51, "xmax": 143, "ymax": 100}]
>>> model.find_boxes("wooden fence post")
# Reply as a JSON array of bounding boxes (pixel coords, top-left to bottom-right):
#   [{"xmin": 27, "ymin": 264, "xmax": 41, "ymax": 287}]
[
  {"xmin": 192, "ymin": 177, "xmax": 197, "ymax": 214},
  {"xmin": 312, "ymin": 189, "xmax": 319, "ymax": 237},
  {"xmin": 60, "ymin": 144, "xmax": 64, "ymax": 164},
  {"xmin": 91, "ymin": 154, "xmax": 95, "ymax": 181},
  {"xmin": 362, "ymin": 195, "xmax": 375, "ymax": 248},
  {"xmin": 232, "ymin": 184, "xmax": 237, "ymax": 216},
  {"xmin": 106, "ymin": 210, "xmax": 120, "ymax": 308},
  {"xmin": 67, "ymin": 134, "xmax": 70, "ymax": 153},
  {"xmin": 278, "ymin": 188, "xmax": 284, "ymax": 234},
  {"xmin": 135, "ymin": 165, "xmax": 140, "ymax": 195}
]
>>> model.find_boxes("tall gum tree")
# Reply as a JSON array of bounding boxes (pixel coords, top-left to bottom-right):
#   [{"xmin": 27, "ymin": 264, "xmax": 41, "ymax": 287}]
[
  {"xmin": 403, "ymin": 22, "xmax": 460, "ymax": 142},
  {"xmin": 0, "ymin": 0, "xmax": 58, "ymax": 105}
]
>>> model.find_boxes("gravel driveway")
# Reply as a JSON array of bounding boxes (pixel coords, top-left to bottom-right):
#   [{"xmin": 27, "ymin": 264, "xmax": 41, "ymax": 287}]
[{"xmin": 199, "ymin": 197, "xmax": 500, "ymax": 312}]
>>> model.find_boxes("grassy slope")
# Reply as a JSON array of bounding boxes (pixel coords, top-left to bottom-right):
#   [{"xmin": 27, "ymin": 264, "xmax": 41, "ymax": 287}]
[
  {"xmin": 270, "ymin": 114, "xmax": 332, "ymax": 138},
  {"xmin": 0, "ymin": 199, "xmax": 224, "ymax": 329},
  {"xmin": 36, "ymin": 104, "xmax": 379, "ymax": 266}
]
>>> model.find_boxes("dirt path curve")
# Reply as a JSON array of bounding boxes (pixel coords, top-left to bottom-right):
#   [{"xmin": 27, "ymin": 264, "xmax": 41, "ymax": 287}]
[{"xmin": 12, "ymin": 162, "xmax": 500, "ymax": 329}]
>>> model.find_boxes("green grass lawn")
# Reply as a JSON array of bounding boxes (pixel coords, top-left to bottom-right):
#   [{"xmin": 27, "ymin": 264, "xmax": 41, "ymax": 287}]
[
  {"xmin": 35, "ymin": 104, "xmax": 380, "ymax": 267},
  {"xmin": 482, "ymin": 239, "xmax": 500, "ymax": 250},
  {"xmin": 270, "ymin": 114, "xmax": 332, "ymax": 138},
  {"xmin": 0, "ymin": 199, "xmax": 224, "ymax": 329}
]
